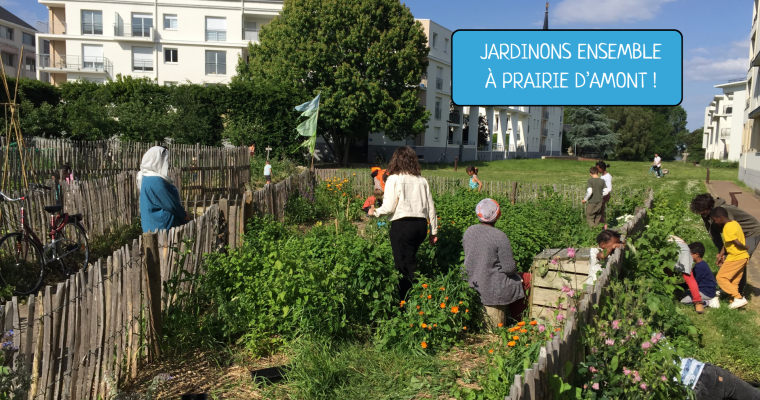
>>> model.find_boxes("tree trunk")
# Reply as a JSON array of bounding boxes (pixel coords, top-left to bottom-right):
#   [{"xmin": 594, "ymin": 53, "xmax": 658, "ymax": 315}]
[{"xmin": 341, "ymin": 138, "xmax": 352, "ymax": 166}]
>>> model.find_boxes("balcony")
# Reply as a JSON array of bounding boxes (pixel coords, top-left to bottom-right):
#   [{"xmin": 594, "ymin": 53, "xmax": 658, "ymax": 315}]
[
  {"xmin": 720, "ymin": 128, "xmax": 731, "ymax": 138},
  {"xmin": 37, "ymin": 21, "xmax": 67, "ymax": 35},
  {"xmin": 748, "ymin": 98, "xmax": 752, "ymax": 110},
  {"xmin": 448, "ymin": 111, "xmax": 460, "ymax": 124},
  {"xmin": 542, "ymin": 110, "xmax": 549, "ymax": 119},
  {"xmin": 243, "ymin": 28, "xmax": 259, "ymax": 41},
  {"xmin": 37, "ymin": 54, "xmax": 113, "ymax": 76},
  {"xmin": 492, "ymin": 143, "xmax": 504, "ymax": 151},
  {"xmin": 205, "ymin": 62, "xmax": 227, "ymax": 75},
  {"xmin": 435, "ymin": 77, "xmax": 443, "ymax": 90},
  {"xmin": 132, "ymin": 59, "xmax": 154, "ymax": 72},
  {"xmin": 81, "ymin": 22, "xmax": 104, "ymax": 36},
  {"xmin": 114, "ymin": 24, "xmax": 154, "ymax": 41},
  {"xmin": 447, "ymin": 139, "xmax": 459, "ymax": 145},
  {"xmin": 724, "ymin": 106, "xmax": 733, "ymax": 114},
  {"xmin": 462, "ymin": 140, "xmax": 477, "ymax": 146},
  {"xmin": 541, "ymin": 128, "xmax": 548, "ymax": 137},
  {"xmin": 205, "ymin": 29, "xmax": 227, "ymax": 42}
]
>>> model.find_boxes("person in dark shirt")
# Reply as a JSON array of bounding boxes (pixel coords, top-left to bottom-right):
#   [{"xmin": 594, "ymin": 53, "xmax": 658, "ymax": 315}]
[
  {"xmin": 581, "ymin": 167, "xmax": 609, "ymax": 228},
  {"xmin": 679, "ymin": 242, "xmax": 719, "ymax": 312}
]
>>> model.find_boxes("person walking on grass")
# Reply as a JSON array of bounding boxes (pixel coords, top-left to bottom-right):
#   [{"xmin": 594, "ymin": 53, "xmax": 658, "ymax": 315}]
[
  {"xmin": 652, "ymin": 153, "xmax": 662, "ymax": 178},
  {"xmin": 264, "ymin": 160, "xmax": 272, "ymax": 185},
  {"xmin": 709, "ymin": 207, "xmax": 750, "ymax": 309},
  {"xmin": 462, "ymin": 199, "xmax": 523, "ymax": 329},
  {"xmin": 466, "ymin": 166, "xmax": 482, "ymax": 191},
  {"xmin": 369, "ymin": 146, "xmax": 438, "ymax": 300},
  {"xmin": 582, "ymin": 167, "xmax": 609, "ymax": 228},
  {"xmin": 596, "ymin": 162, "xmax": 612, "ymax": 229},
  {"xmin": 138, "ymin": 146, "xmax": 189, "ymax": 233},
  {"xmin": 690, "ymin": 193, "xmax": 760, "ymax": 298}
]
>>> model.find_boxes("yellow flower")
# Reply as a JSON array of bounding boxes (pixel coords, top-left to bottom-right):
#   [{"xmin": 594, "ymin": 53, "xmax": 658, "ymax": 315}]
[{"xmin": 507, "ymin": 341, "xmax": 516, "ymax": 347}]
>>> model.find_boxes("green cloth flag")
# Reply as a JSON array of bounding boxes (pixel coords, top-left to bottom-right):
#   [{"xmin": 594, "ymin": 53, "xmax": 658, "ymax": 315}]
[{"xmin": 294, "ymin": 93, "xmax": 321, "ymax": 154}]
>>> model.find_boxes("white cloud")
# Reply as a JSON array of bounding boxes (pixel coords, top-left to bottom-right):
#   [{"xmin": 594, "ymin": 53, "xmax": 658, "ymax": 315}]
[
  {"xmin": 692, "ymin": 47, "xmax": 709, "ymax": 55},
  {"xmin": 685, "ymin": 57, "xmax": 747, "ymax": 82},
  {"xmin": 552, "ymin": 0, "xmax": 676, "ymax": 25},
  {"xmin": 531, "ymin": 19, "xmax": 544, "ymax": 27}
]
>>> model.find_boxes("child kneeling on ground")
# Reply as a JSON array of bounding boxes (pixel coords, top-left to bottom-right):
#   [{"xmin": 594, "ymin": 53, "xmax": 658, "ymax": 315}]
[
  {"xmin": 676, "ymin": 241, "xmax": 718, "ymax": 313},
  {"xmin": 710, "ymin": 207, "xmax": 750, "ymax": 309},
  {"xmin": 362, "ymin": 189, "xmax": 383, "ymax": 216}
]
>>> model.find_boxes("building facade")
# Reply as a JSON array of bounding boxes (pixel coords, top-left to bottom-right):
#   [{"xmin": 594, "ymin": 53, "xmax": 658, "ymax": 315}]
[
  {"xmin": 0, "ymin": 7, "xmax": 38, "ymax": 81},
  {"xmin": 703, "ymin": 80, "xmax": 745, "ymax": 162},
  {"xmin": 34, "ymin": 0, "xmax": 282, "ymax": 85},
  {"xmin": 740, "ymin": 0, "xmax": 760, "ymax": 191}
]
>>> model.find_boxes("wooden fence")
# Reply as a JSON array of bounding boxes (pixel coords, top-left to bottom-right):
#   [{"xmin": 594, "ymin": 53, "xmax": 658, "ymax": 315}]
[
  {"xmin": 316, "ymin": 168, "xmax": 643, "ymax": 208},
  {"xmin": 0, "ymin": 138, "xmax": 250, "ymax": 196},
  {"xmin": 503, "ymin": 189, "xmax": 654, "ymax": 400}
]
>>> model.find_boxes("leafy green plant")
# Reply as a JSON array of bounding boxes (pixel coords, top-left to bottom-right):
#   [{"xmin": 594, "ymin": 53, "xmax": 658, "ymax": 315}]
[{"xmin": 0, "ymin": 330, "xmax": 31, "ymax": 400}]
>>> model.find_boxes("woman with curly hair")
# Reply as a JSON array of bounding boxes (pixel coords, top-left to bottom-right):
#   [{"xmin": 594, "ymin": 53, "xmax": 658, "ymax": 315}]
[{"xmin": 369, "ymin": 146, "xmax": 438, "ymax": 299}]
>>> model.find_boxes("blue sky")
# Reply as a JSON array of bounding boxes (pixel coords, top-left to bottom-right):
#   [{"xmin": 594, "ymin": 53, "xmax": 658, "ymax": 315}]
[{"xmin": 7, "ymin": 0, "xmax": 753, "ymax": 131}]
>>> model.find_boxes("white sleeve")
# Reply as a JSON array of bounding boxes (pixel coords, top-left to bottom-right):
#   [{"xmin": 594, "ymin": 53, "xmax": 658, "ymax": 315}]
[
  {"xmin": 583, "ymin": 187, "xmax": 593, "ymax": 201},
  {"xmin": 373, "ymin": 175, "xmax": 398, "ymax": 218},
  {"xmin": 603, "ymin": 186, "xmax": 611, "ymax": 196},
  {"xmin": 426, "ymin": 180, "xmax": 438, "ymax": 235}
]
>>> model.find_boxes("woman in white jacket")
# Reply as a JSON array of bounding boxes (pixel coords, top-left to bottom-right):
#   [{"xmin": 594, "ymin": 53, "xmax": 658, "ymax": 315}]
[{"xmin": 369, "ymin": 147, "xmax": 438, "ymax": 299}]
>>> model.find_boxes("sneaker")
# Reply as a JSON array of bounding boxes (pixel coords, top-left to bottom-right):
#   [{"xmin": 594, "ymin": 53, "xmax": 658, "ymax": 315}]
[
  {"xmin": 708, "ymin": 297, "xmax": 720, "ymax": 308},
  {"xmin": 695, "ymin": 303, "xmax": 705, "ymax": 314},
  {"xmin": 729, "ymin": 297, "xmax": 749, "ymax": 309}
]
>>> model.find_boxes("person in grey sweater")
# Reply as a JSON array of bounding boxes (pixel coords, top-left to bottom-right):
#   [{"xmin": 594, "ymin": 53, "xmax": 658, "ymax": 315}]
[{"xmin": 462, "ymin": 198, "xmax": 524, "ymax": 328}]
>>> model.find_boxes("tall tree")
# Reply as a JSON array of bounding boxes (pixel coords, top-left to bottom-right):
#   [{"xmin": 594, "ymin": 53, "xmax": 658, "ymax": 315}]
[
  {"xmin": 236, "ymin": 0, "xmax": 430, "ymax": 165},
  {"xmin": 606, "ymin": 107, "xmax": 653, "ymax": 161},
  {"xmin": 564, "ymin": 107, "xmax": 619, "ymax": 157},
  {"xmin": 682, "ymin": 127, "xmax": 706, "ymax": 161}
]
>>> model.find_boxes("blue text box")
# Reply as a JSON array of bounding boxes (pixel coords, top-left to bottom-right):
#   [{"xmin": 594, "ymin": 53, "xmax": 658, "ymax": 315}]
[{"xmin": 451, "ymin": 30, "xmax": 682, "ymax": 106}]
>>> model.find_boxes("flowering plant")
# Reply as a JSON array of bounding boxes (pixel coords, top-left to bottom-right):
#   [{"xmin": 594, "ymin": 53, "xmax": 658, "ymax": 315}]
[{"xmin": 0, "ymin": 328, "xmax": 31, "ymax": 400}]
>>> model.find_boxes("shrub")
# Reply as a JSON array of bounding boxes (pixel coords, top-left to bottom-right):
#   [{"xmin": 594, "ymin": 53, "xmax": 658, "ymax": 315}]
[{"xmin": 698, "ymin": 159, "xmax": 738, "ymax": 169}]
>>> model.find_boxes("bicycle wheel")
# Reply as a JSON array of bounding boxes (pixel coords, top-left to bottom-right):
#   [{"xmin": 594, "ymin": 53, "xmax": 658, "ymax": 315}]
[
  {"xmin": 57, "ymin": 222, "xmax": 89, "ymax": 275},
  {"xmin": 0, "ymin": 232, "xmax": 45, "ymax": 295}
]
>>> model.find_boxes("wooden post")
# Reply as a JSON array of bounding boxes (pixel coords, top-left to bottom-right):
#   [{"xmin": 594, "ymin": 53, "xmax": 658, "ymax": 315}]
[
  {"xmin": 454, "ymin": 157, "xmax": 458, "ymax": 171},
  {"xmin": 510, "ymin": 181, "xmax": 518, "ymax": 205},
  {"xmin": 141, "ymin": 232, "xmax": 162, "ymax": 360},
  {"xmin": 706, "ymin": 167, "xmax": 710, "ymax": 184}
]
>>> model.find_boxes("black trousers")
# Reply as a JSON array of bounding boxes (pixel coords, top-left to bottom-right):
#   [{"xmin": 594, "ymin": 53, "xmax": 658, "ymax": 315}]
[
  {"xmin": 695, "ymin": 364, "xmax": 760, "ymax": 400},
  {"xmin": 389, "ymin": 217, "xmax": 427, "ymax": 300}
]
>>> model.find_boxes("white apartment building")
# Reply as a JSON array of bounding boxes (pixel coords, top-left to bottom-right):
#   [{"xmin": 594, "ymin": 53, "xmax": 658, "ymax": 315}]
[
  {"xmin": 703, "ymin": 80, "xmax": 745, "ymax": 162},
  {"xmin": 740, "ymin": 0, "xmax": 760, "ymax": 191},
  {"xmin": 0, "ymin": 7, "xmax": 38, "ymax": 80},
  {"xmin": 34, "ymin": 0, "xmax": 282, "ymax": 85}
]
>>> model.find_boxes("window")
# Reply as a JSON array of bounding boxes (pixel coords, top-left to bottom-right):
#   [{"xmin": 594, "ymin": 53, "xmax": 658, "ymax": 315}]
[
  {"xmin": 434, "ymin": 127, "xmax": 441, "ymax": 141},
  {"xmin": 132, "ymin": 47, "xmax": 153, "ymax": 71},
  {"xmin": 205, "ymin": 17, "xmax": 226, "ymax": 41},
  {"xmin": 82, "ymin": 44, "xmax": 104, "ymax": 69},
  {"xmin": 436, "ymin": 67, "xmax": 443, "ymax": 90},
  {"xmin": 434, "ymin": 97, "xmax": 442, "ymax": 120},
  {"xmin": 432, "ymin": 32, "xmax": 437, "ymax": 48},
  {"xmin": 1, "ymin": 52, "xmax": 14, "ymax": 67},
  {"xmin": 131, "ymin": 13, "xmax": 153, "ymax": 37},
  {"xmin": 164, "ymin": 14, "xmax": 178, "ymax": 30},
  {"xmin": 24, "ymin": 57, "xmax": 35, "ymax": 71},
  {"xmin": 82, "ymin": 11, "xmax": 103, "ymax": 35},
  {"xmin": 164, "ymin": 48, "xmax": 178, "ymax": 63},
  {"xmin": 0, "ymin": 25, "xmax": 13, "ymax": 40},
  {"xmin": 444, "ymin": 38, "xmax": 449, "ymax": 53},
  {"xmin": 205, "ymin": 50, "xmax": 226, "ymax": 75},
  {"xmin": 22, "ymin": 32, "xmax": 34, "ymax": 47},
  {"xmin": 244, "ymin": 21, "xmax": 258, "ymax": 41}
]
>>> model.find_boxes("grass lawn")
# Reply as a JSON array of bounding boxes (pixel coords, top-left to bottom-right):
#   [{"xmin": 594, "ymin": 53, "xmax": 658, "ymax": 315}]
[{"xmin": 418, "ymin": 158, "xmax": 744, "ymax": 192}]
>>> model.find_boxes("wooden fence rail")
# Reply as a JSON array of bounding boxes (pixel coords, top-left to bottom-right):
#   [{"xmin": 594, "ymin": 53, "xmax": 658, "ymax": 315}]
[{"xmin": 504, "ymin": 189, "xmax": 654, "ymax": 400}]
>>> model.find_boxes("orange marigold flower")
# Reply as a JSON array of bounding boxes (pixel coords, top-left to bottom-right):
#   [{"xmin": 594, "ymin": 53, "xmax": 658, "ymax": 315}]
[
  {"xmin": 420, "ymin": 295, "xmax": 423, "ymax": 298},
  {"xmin": 451, "ymin": 306, "xmax": 459, "ymax": 314},
  {"xmin": 555, "ymin": 328, "xmax": 561, "ymax": 332},
  {"xmin": 445, "ymin": 296, "xmax": 449, "ymax": 300},
  {"xmin": 433, "ymin": 324, "xmax": 437, "ymax": 327},
  {"xmin": 440, "ymin": 287, "xmax": 445, "ymax": 290},
  {"xmin": 428, "ymin": 326, "xmax": 432, "ymax": 330},
  {"xmin": 517, "ymin": 321, "xmax": 526, "ymax": 327},
  {"xmin": 421, "ymin": 323, "xmax": 427, "ymax": 328},
  {"xmin": 427, "ymin": 295, "xmax": 432, "ymax": 299},
  {"xmin": 416, "ymin": 305, "xmax": 420, "ymax": 309},
  {"xmin": 400, "ymin": 301, "xmax": 406, "ymax": 307},
  {"xmin": 530, "ymin": 321, "xmax": 538, "ymax": 326},
  {"xmin": 498, "ymin": 323, "xmax": 503, "ymax": 328},
  {"xmin": 419, "ymin": 311, "xmax": 424, "ymax": 315},
  {"xmin": 513, "ymin": 336, "xmax": 520, "ymax": 340},
  {"xmin": 440, "ymin": 303, "xmax": 446, "ymax": 308},
  {"xmin": 489, "ymin": 349, "xmax": 494, "ymax": 354},
  {"xmin": 520, "ymin": 329, "xmax": 527, "ymax": 333},
  {"xmin": 459, "ymin": 301, "xmax": 463, "ymax": 304},
  {"xmin": 410, "ymin": 324, "xmax": 413, "ymax": 327},
  {"xmin": 507, "ymin": 341, "xmax": 516, "ymax": 347},
  {"xmin": 465, "ymin": 309, "xmax": 469, "ymax": 313},
  {"xmin": 422, "ymin": 284, "xmax": 428, "ymax": 289},
  {"xmin": 421, "ymin": 342, "xmax": 428, "ymax": 349},
  {"xmin": 463, "ymin": 326, "xmax": 467, "ymax": 330}
]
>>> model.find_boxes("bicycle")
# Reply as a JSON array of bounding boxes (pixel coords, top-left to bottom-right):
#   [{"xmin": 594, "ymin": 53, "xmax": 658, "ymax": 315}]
[
  {"xmin": 0, "ymin": 184, "xmax": 89, "ymax": 295},
  {"xmin": 437, "ymin": 153, "xmax": 449, "ymax": 164}
]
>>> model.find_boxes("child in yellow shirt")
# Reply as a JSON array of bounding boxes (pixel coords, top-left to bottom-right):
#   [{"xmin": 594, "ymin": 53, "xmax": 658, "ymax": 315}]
[{"xmin": 709, "ymin": 207, "xmax": 749, "ymax": 309}]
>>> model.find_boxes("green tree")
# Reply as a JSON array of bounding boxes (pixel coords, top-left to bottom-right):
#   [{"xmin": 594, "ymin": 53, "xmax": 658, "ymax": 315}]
[
  {"xmin": 59, "ymin": 79, "xmax": 117, "ymax": 140},
  {"xmin": 237, "ymin": 0, "xmax": 430, "ymax": 165},
  {"xmin": 682, "ymin": 127, "xmax": 706, "ymax": 161},
  {"xmin": 606, "ymin": 107, "xmax": 653, "ymax": 161},
  {"xmin": 564, "ymin": 107, "xmax": 619, "ymax": 157}
]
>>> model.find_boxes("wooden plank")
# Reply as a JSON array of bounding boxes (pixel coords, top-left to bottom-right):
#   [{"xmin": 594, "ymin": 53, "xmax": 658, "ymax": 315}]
[
  {"xmin": 29, "ymin": 294, "xmax": 44, "ymax": 400},
  {"xmin": 142, "ymin": 232, "xmax": 162, "ymax": 361},
  {"xmin": 46, "ymin": 283, "xmax": 65, "ymax": 400},
  {"xmin": 91, "ymin": 260, "xmax": 106, "ymax": 400},
  {"xmin": 129, "ymin": 240, "xmax": 141, "ymax": 379},
  {"xmin": 532, "ymin": 271, "xmax": 589, "ymax": 291},
  {"xmin": 38, "ymin": 286, "xmax": 53, "ymax": 400}
]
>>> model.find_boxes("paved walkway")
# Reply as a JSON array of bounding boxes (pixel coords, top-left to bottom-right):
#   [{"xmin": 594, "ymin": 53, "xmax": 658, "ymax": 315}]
[{"xmin": 706, "ymin": 181, "xmax": 760, "ymax": 300}]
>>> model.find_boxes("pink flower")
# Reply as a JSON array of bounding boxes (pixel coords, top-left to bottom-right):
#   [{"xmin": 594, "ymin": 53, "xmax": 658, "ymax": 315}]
[
  {"xmin": 561, "ymin": 286, "xmax": 570, "ymax": 293},
  {"xmin": 591, "ymin": 347, "xmax": 598, "ymax": 354},
  {"xmin": 661, "ymin": 375, "xmax": 667, "ymax": 382},
  {"xmin": 570, "ymin": 306, "xmax": 577, "ymax": 312},
  {"xmin": 583, "ymin": 384, "xmax": 587, "ymax": 389},
  {"xmin": 640, "ymin": 383, "xmax": 647, "ymax": 390},
  {"xmin": 557, "ymin": 313, "xmax": 565, "ymax": 321},
  {"xmin": 612, "ymin": 320, "xmax": 620, "ymax": 330},
  {"xmin": 589, "ymin": 366, "xmax": 597, "ymax": 373},
  {"xmin": 550, "ymin": 333, "xmax": 554, "ymax": 339},
  {"xmin": 539, "ymin": 325, "xmax": 546, "ymax": 332},
  {"xmin": 599, "ymin": 332, "xmax": 606, "ymax": 337},
  {"xmin": 623, "ymin": 367, "xmax": 631, "ymax": 375},
  {"xmin": 605, "ymin": 339, "xmax": 615, "ymax": 346},
  {"xmin": 641, "ymin": 341, "xmax": 651, "ymax": 350},
  {"xmin": 567, "ymin": 248, "xmax": 576, "ymax": 258},
  {"xmin": 637, "ymin": 318, "xmax": 645, "ymax": 326},
  {"xmin": 550, "ymin": 258, "xmax": 558, "ymax": 265},
  {"xmin": 630, "ymin": 330, "xmax": 637, "ymax": 336},
  {"xmin": 633, "ymin": 371, "xmax": 642, "ymax": 383},
  {"xmin": 567, "ymin": 290, "xmax": 575, "ymax": 297},
  {"xmin": 592, "ymin": 383, "xmax": 599, "ymax": 390}
]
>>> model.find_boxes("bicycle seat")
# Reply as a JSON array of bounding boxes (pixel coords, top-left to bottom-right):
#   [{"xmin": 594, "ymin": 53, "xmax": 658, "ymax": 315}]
[{"xmin": 44, "ymin": 205, "xmax": 63, "ymax": 214}]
